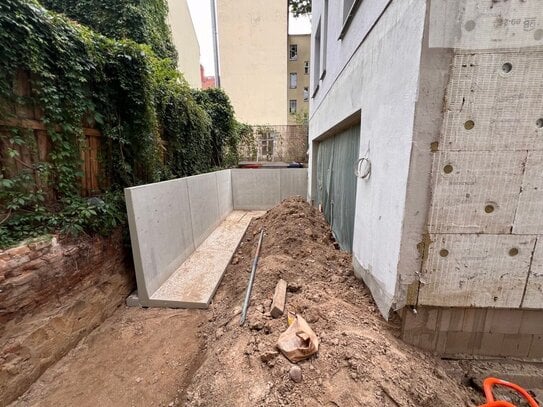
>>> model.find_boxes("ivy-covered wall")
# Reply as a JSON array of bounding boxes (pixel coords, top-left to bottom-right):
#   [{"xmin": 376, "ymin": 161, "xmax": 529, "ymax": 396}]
[
  {"xmin": 0, "ymin": 0, "xmax": 243, "ymax": 248},
  {"xmin": 40, "ymin": 0, "xmax": 178, "ymax": 61}
]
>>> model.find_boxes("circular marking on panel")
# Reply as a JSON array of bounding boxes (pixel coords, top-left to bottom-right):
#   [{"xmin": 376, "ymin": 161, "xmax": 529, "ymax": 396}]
[
  {"xmin": 501, "ymin": 62, "xmax": 513, "ymax": 74},
  {"xmin": 443, "ymin": 164, "xmax": 453, "ymax": 174},
  {"xmin": 464, "ymin": 120, "xmax": 475, "ymax": 130},
  {"xmin": 465, "ymin": 20, "xmax": 476, "ymax": 32},
  {"xmin": 509, "ymin": 248, "xmax": 519, "ymax": 257}
]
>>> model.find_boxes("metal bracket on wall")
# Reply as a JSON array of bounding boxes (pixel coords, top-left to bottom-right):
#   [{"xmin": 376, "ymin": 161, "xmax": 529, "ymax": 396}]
[{"xmin": 354, "ymin": 157, "xmax": 371, "ymax": 179}]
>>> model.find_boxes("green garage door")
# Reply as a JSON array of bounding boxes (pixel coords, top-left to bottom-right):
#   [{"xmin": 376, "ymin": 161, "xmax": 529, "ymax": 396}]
[{"xmin": 316, "ymin": 125, "xmax": 359, "ymax": 252}]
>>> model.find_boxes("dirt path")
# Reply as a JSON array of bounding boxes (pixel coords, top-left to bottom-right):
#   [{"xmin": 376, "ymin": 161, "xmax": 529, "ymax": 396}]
[{"xmin": 10, "ymin": 307, "xmax": 205, "ymax": 407}]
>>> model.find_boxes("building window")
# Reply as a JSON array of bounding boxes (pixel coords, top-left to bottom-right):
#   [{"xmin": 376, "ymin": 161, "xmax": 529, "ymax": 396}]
[
  {"xmin": 289, "ymin": 99, "xmax": 297, "ymax": 114},
  {"xmin": 312, "ymin": 0, "xmax": 328, "ymax": 96},
  {"xmin": 340, "ymin": 0, "xmax": 362, "ymax": 38},
  {"xmin": 289, "ymin": 73, "xmax": 298, "ymax": 89},
  {"xmin": 313, "ymin": 20, "xmax": 321, "ymax": 95},
  {"xmin": 260, "ymin": 132, "xmax": 275, "ymax": 159},
  {"xmin": 321, "ymin": 0, "xmax": 328, "ymax": 79},
  {"xmin": 304, "ymin": 61, "xmax": 309, "ymax": 75},
  {"xmin": 303, "ymin": 87, "xmax": 309, "ymax": 101},
  {"xmin": 289, "ymin": 44, "xmax": 298, "ymax": 60}
]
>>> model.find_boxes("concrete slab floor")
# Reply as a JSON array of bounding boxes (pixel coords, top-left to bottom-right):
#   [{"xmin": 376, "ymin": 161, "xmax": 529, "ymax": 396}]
[{"xmin": 130, "ymin": 210, "xmax": 264, "ymax": 309}]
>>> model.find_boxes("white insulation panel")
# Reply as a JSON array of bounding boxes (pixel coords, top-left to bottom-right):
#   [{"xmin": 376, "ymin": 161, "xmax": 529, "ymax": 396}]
[
  {"xmin": 429, "ymin": 0, "xmax": 543, "ymax": 49},
  {"xmin": 419, "ymin": 234, "xmax": 537, "ymax": 308},
  {"xmin": 441, "ymin": 52, "xmax": 543, "ymax": 151},
  {"xmin": 428, "ymin": 151, "xmax": 526, "ymax": 234}
]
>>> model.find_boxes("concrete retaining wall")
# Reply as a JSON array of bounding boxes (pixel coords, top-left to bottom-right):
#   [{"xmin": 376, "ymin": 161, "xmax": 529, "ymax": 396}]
[
  {"xmin": 231, "ymin": 168, "xmax": 307, "ymax": 210},
  {"xmin": 125, "ymin": 170, "xmax": 232, "ymax": 303},
  {"xmin": 125, "ymin": 168, "xmax": 307, "ymax": 304}
]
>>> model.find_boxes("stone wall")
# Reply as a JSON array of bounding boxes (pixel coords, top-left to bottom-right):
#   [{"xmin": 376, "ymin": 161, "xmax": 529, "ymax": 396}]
[{"xmin": 0, "ymin": 232, "xmax": 134, "ymax": 406}]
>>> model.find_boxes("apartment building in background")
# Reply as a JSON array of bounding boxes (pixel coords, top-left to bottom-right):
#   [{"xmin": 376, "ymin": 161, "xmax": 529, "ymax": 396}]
[
  {"xmin": 217, "ymin": 0, "xmax": 287, "ymax": 125},
  {"xmin": 287, "ymin": 34, "xmax": 311, "ymax": 124},
  {"xmin": 217, "ymin": 0, "xmax": 309, "ymax": 162},
  {"xmin": 167, "ymin": 0, "xmax": 201, "ymax": 88}
]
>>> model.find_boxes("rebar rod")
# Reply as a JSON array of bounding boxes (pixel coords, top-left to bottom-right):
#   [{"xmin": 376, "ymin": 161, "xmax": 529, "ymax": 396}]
[{"xmin": 240, "ymin": 229, "xmax": 264, "ymax": 326}]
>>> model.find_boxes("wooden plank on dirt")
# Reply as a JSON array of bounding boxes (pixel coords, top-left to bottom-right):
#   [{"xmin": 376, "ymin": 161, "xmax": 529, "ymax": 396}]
[{"xmin": 270, "ymin": 279, "xmax": 287, "ymax": 318}]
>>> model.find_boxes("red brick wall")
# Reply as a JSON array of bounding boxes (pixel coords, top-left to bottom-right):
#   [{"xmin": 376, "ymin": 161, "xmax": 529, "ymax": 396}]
[{"xmin": 0, "ymin": 232, "xmax": 134, "ymax": 405}]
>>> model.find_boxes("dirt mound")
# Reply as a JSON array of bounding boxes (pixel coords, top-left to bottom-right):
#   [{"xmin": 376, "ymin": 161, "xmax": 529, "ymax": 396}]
[{"xmin": 185, "ymin": 197, "xmax": 480, "ymax": 406}]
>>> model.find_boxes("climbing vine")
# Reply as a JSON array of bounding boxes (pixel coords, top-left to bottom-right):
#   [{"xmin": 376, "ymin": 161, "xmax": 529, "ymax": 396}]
[
  {"xmin": 0, "ymin": 0, "xmax": 241, "ymax": 248},
  {"xmin": 40, "ymin": 0, "xmax": 177, "ymax": 62}
]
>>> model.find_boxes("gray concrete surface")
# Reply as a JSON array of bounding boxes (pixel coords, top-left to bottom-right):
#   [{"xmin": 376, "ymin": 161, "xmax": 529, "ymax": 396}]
[
  {"xmin": 187, "ymin": 172, "xmax": 221, "ymax": 248},
  {"xmin": 125, "ymin": 178, "xmax": 195, "ymax": 302},
  {"xmin": 232, "ymin": 168, "xmax": 307, "ymax": 210},
  {"xmin": 149, "ymin": 211, "xmax": 264, "ymax": 308},
  {"xmin": 216, "ymin": 169, "xmax": 233, "ymax": 219}
]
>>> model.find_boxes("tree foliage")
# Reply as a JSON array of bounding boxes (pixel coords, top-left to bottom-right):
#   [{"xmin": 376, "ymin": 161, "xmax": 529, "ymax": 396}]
[
  {"xmin": 289, "ymin": 0, "xmax": 311, "ymax": 17},
  {"xmin": 0, "ymin": 0, "xmax": 241, "ymax": 248}
]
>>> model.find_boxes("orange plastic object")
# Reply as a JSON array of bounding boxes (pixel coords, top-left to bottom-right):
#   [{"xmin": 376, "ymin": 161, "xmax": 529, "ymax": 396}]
[
  {"xmin": 478, "ymin": 377, "xmax": 539, "ymax": 407},
  {"xmin": 479, "ymin": 402, "xmax": 516, "ymax": 407}
]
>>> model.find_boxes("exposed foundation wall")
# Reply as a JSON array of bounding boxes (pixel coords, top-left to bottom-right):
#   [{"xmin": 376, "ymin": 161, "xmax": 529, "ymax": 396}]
[
  {"xmin": 416, "ymin": 48, "xmax": 543, "ymax": 309},
  {"xmin": 398, "ymin": 13, "xmax": 543, "ymax": 356},
  {"xmin": 402, "ymin": 306, "xmax": 543, "ymax": 360},
  {"xmin": 0, "ymin": 232, "xmax": 133, "ymax": 406}
]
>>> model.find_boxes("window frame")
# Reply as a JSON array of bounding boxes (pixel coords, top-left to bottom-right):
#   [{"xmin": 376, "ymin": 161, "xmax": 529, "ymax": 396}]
[
  {"xmin": 289, "ymin": 72, "xmax": 298, "ymax": 89},
  {"xmin": 339, "ymin": 0, "xmax": 362, "ymax": 39},
  {"xmin": 289, "ymin": 44, "xmax": 298, "ymax": 61},
  {"xmin": 312, "ymin": 18, "xmax": 321, "ymax": 97},
  {"xmin": 304, "ymin": 61, "xmax": 310, "ymax": 75},
  {"xmin": 289, "ymin": 99, "xmax": 297, "ymax": 114}
]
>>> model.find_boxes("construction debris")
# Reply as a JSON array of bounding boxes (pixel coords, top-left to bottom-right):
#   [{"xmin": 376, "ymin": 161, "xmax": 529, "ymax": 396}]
[
  {"xmin": 276, "ymin": 314, "xmax": 319, "ymax": 363},
  {"xmin": 270, "ymin": 278, "xmax": 288, "ymax": 318},
  {"xmin": 184, "ymin": 197, "xmax": 490, "ymax": 406}
]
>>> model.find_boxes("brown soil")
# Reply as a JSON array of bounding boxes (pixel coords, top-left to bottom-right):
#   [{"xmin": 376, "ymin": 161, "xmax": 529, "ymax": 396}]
[
  {"xmin": 11, "ymin": 197, "xmax": 542, "ymax": 407},
  {"xmin": 184, "ymin": 197, "xmax": 481, "ymax": 406},
  {"xmin": 10, "ymin": 307, "xmax": 205, "ymax": 407}
]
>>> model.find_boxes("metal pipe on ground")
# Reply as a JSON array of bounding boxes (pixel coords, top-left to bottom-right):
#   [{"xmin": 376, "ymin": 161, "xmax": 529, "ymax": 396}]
[{"xmin": 240, "ymin": 229, "xmax": 264, "ymax": 326}]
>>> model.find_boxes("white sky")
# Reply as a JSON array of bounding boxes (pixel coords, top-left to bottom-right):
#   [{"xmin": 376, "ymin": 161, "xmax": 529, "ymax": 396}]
[{"xmin": 186, "ymin": 0, "xmax": 311, "ymax": 76}]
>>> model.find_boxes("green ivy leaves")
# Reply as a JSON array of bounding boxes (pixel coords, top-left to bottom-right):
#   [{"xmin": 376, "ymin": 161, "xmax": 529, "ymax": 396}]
[{"xmin": 0, "ymin": 0, "xmax": 242, "ymax": 249}]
